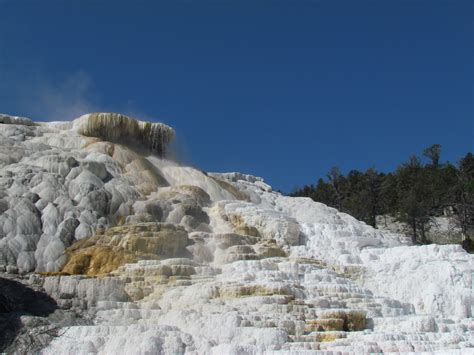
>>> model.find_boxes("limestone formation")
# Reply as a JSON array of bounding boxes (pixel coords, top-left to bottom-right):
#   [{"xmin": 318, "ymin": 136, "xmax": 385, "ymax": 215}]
[
  {"xmin": 73, "ymin": 113, "xmax": 175, "ymax": 157},
  {"xmin": 0, "ymin": 112, "xmax": 472, "ymax": 354}
]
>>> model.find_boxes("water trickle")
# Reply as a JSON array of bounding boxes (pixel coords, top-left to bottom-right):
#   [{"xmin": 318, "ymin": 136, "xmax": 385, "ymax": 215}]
[
  {"xmin": 73, "ymin": 113, "xmax": 175, "ymax": 157},
  {"xmin": 140, "ymin": 122, "xmax": 174, "ymax": 157}
]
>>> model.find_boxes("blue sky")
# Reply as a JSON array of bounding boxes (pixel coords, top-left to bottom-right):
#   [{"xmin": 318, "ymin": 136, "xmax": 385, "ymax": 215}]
[{"xmin": 0, "ymin": 1, "xmax": 472, "ymax": 192}]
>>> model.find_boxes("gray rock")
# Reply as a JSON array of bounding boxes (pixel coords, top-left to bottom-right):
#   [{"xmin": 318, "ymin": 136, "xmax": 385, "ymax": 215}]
[
  {"xmin": 0, "ymin": 113, "xmax": 35, "ymax": 126},
  {"xmin": 56, "ymin": 217, "xmax": 80, "ymax": 247},
  {"xmin": 81, "ymin": 161, "xmax": 108, "ymax": 180}
]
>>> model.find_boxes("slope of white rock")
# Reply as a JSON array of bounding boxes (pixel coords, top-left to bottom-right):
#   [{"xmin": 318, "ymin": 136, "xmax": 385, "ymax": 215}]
[{"xmin": 0, "ymin": 112, "xmax": 473, "ymax": 354}]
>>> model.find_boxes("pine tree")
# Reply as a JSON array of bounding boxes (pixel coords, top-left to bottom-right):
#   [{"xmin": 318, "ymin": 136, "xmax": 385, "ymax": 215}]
[
  {"xmin": 327, "ymin": 167, "xmax": 344, "ymax": 209},
  {"xmin": 423, "ymin": 144, "xmax": 441, "ymax": 167},
  {"xmin": 395, "ymin": 155, "xmax": 432, "ymax": 244}
]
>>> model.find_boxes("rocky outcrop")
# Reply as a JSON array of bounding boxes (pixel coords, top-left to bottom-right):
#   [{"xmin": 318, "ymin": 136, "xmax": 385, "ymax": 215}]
[
  {"xmin": 0, "ymin": 277, "xmax": 58, "ymax": 352},
  {"xmin": 0, "ymin": 113, "xmax": 35, "ymax": 126},
  {"xmin": 73, "ymin": 113, "xmax": 175, "ymax": 157},
  {"xmin": 0, "ymin": 114, "xmax": 177, "ymax": 274},
  {"xmin": 376, "ymin": 214, "xmax": 464, "ymax": 244}
]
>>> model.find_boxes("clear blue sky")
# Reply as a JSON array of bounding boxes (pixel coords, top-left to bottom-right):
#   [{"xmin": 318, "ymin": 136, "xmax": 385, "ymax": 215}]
[{"xmin": 0, "ymin": 1, "xmax": 472, "ymax": 192}]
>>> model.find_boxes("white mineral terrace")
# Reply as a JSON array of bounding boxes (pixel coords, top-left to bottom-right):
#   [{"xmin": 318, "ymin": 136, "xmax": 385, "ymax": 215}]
[{"xmin": 0, "ymin": 113, "xmax": 472, "ymax": 354}]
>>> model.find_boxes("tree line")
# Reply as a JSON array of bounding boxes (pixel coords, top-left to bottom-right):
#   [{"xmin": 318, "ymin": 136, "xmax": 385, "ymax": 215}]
[{"xmin": 290, "ymin": 145, "xmax": 474, "ymax": 251}]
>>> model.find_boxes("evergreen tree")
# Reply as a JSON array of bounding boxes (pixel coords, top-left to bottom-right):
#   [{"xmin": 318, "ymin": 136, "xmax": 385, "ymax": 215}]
[
  {"xmin": 365, "ymin": 168, "xmax": 382, "ymax": 227},
  {"xmin": 423, "ymin": 144, "xmax": 441, "ymax": 167},
  {"xmin": 379, "ymin": 172, "xmax": 399, "ymax": 215},
  {"xmin": 395, "ymin": 155, "xmax": 432, "ymax": 243},
  {"xmin": 312, "ymin": 178, "xmax": 338, "ymax": 206},
  {"xmin": 327, "ymin": 167, "xmax": 344, "ymax": 210}
]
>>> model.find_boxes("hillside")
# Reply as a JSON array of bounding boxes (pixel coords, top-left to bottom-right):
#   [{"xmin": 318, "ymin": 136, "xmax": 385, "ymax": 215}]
[
  {"xmin": 291, "ymin": 152, "xmax": 474, "ymax": 252},
  {"xmin": 0, "ymin": 113, "xmax": 473, "ymax": 354}
]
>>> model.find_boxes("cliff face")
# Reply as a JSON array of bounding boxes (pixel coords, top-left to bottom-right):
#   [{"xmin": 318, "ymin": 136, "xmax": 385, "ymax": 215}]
[{"xmin": 0, "ymin": 113, "xmax": 473, "ymax": 354}]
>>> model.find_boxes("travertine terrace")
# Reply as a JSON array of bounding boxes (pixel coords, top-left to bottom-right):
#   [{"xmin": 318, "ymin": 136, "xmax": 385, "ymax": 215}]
[{"xmin": 0, "ymin": 113, "xmax": 472, "ymax": 354}]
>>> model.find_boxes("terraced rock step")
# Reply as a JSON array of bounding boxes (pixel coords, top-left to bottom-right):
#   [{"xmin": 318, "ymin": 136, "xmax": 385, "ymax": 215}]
[{"xmin": 31, "ymin": 257, "xmax": 472, "ymax": 353}]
